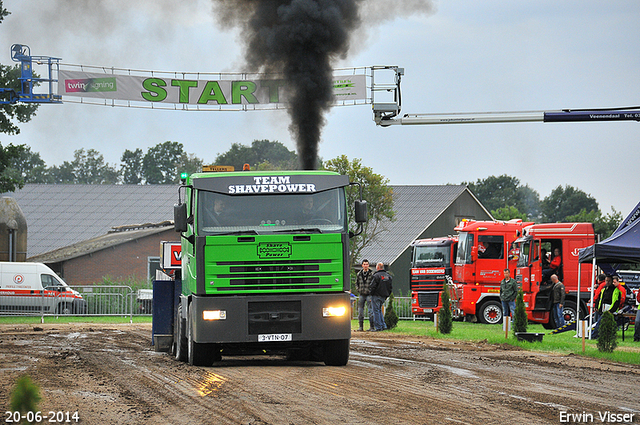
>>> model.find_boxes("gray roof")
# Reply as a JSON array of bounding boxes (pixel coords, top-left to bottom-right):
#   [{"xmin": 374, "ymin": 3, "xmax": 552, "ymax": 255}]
[
  {"xmin": 359, "ymin": 185, "xmax": 470, "ymax": 265},
  {"xmin": 4, "ymin": 184, "xmax": 476, "ymax": 262},
  {"xmin": 3, "ymin": 184, "xmax": 178, "ymax": 257}
]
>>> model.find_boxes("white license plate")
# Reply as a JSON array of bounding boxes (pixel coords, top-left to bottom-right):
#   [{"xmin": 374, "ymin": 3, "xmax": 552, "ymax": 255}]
[
  {"xmin": 424, "ymin": 309, "xmax": 433, "ymax": 313},
  {"xmin": 258, "ymin": 333, "xmax": 292, "ymax": 342}
]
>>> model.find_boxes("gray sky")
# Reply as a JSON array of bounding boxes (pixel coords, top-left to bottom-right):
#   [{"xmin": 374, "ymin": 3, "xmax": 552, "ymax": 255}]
[{"xmin": 2, "ymin": 0, "xmax": 639, "ymax": 217}]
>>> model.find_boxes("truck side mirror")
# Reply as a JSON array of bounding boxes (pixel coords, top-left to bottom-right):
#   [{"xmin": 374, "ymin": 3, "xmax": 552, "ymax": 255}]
[
  {"xmin": 174, "ymin": 203, "xmax": 188, "ymax": 232},
  {"xmin": 471, "ymin": 246, "xmax": 478, "ymax": 262},
  {"xmin": 355, "ymin": 200, "xmax": 368, "ymax": 223}
]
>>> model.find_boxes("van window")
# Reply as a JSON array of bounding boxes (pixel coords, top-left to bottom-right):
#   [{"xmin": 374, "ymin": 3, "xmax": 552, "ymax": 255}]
[{"xmin": 41, "ymin": 274, "xmax": 63, "ymax": 290}]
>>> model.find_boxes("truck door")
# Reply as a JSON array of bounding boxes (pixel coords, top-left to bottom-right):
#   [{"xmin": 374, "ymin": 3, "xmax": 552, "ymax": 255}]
[{"xmin": 475, "ymin": 234, "xmax": 505, "ymax": 284}]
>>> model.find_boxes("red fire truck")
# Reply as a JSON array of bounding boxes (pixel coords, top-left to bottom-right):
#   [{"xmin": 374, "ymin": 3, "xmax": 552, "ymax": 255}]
[
  {"xmin": 513, "ymin": 222, "xmax": 596, "ymax": 328},
  {"xmin": 454, "ymin": 219, "xmax": 533, "ymax": 324},
  {"xmin": 409, "ymin": 236, "xmax": 459, "ymax": 319}
]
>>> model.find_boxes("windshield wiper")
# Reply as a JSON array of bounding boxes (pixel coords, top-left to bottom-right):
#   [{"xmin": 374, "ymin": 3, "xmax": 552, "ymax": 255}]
[
  {"xmin": 214, "ymin": 230, "xmax": 261, "ymax": 236},
  {"xmin": 273, "ymin": 227, "xmax": 323, "ymax": 234}
]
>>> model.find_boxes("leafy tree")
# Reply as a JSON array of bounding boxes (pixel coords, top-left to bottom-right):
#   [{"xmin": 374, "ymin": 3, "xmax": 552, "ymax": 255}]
[
  {"xmin": 596, "ymin": 311, "xmax": 618, "ymax": 353},
  {"xmin": 121, "ymin": 148, "xmax": 143, "ymax": 184},
  {"xmin": 384, "ymin": 292, "xmax": 399, "ymax": 330},
  {"xmin": 10, "ymin": 374, "xmax": 41, "ymax": 421},
  {"xmin": 0, "ymin": 4, "xmax": 39, "ymax": 136},
  {"xmin": 214, "ymin": 139, "xmax": 298, "ymax": 170},
  {"xmin": 438, "ymin": 280, "xmax": 453, "ymax": 334},
  {"xmin": 0, "ymin": 142, "xmax": 27, "ymax": 192},
  {"xmin": 464, "ymin": 175, "xmax": 540, "ymax": 220},
  {"xmin": 49, "ymin": 149, "xmax": 118, "ymax": 184},
  {"xmin": 540, "ymin": 185, "xmax": 598, "ymax": 223},
  {"xmin": 323, "ymin": 155, "xmax": 395, "ymax": 269},
  {"xmin": 513, "ymin": 289, "xmax": 528, "ymax": 334},
  {"xmin": 566, "ymin": 207, "xmax": 623, "ymax": 240},
  {"xmin": 491, "ymin": 205, "xmax": 528, "ymax": 221},
  {"xmin": 176, "ymin": 152, "xmax": 204, "ymax": 180},
  {"xmin": 142, "ymin": 141, "xmax": 184, "ymax": 184}
]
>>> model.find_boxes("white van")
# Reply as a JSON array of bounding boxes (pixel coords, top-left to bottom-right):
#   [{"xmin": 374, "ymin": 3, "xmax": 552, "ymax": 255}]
[{"xmin": 0, "ymin": 262, "xmax": 86, "ymax": 314}]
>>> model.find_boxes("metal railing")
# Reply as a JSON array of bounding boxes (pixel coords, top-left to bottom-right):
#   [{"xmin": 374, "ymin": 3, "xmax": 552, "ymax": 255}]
[
  {"xmin": 351, "ymin": 296, "xmax": 414, "ymax": 320},
  {"xmin": 0, "ymin": 285, "xmax": 155, "ymax": 322}
]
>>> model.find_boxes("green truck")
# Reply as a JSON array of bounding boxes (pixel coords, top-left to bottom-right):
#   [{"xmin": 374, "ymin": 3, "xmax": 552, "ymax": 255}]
[{"xmin": 173, "ymin": 168, "xmax": 366, "ymax": 366}]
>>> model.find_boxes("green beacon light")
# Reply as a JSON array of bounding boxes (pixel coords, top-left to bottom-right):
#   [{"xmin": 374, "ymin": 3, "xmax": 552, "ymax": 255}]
[{"xmin": 180, "ymin": 172, "xmax": 188, "ymax": 184}]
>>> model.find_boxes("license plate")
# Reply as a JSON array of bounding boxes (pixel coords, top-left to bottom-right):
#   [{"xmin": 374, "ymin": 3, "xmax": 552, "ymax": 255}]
[
  {"xmin": 258, "ymin": 333, "xmax": 292, "ymax": 342},
  {"xmin": 424, "ymin": 309, "xmax": 433, "ymax": 313}
]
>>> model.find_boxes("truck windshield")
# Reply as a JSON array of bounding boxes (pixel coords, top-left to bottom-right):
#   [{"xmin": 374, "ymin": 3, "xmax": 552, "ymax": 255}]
[
  {"xmin": 197, "ymin": 188, "xmax": 347, "ymax": 235},
  {"xmin": 516, "ymin": 241, "xmax": 530, "ymax": 267},
  {"xmin": 413, "ymin": 246, "xmax": 450, "ymax": 268},
  {"xmin": 455, "ymin": 232, "xmax": 474, "ymax": 265}
]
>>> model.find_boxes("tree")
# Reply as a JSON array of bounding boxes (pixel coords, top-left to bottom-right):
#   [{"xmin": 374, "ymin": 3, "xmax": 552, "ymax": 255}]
[
  {"xmin": 142, "ymin": 141, "xmax": 184, "ymax": 184},
  {"xmin": 596, "ymin": 311, "xmax": 618, "ymax": 353},
  {"xmin": 49, "ymin": 149, "xmax": 118, "ymax": 184},
  {"xmin": 384, "ymin": 292, "xmax": 399, "ymax": 330},
  {"xmin": 176, "ymin": 152, "xmax": 204, "ymax": 179},
  {"xmin": 464, "ymin": 175, "xmax": 540, "ymax": 220},
  {"xmin": 323, "ymin": 155, "xmax": 395, "ymax": 269},
  {"xmin": 566, "ymin": 207, "xmax": 623, "ymax": 240},
  {"xmin": 491, "ymin": 205, "xmax": 528, "ymax": 221},
  {"xmin": 214, "ymin": 139, "xmax": 298, "ymax": 170},
  {"xmin": 121, "ymin": 148, "xmax": 143, "ymax": 184},
  {"xmin": 438, "ymin": 280, "xmax": 453, "ymax": 334},
  {"xmin": 0, "ymin": 4, "xmax": 39, "ymax": 136},
  {"xmin": 0, "ymin": 142, "xmax": 27, "ymax": 192},
  {"xmin": 513, "ymin": 289, "xmax": 528, "ymax": 334},
  {"xmin": 540, "ymin": 185, "xmax": 598, "ymax": 223},
  {"xmin": 10, "ymin": 375, "xmax": 41, "ymax": 421}
]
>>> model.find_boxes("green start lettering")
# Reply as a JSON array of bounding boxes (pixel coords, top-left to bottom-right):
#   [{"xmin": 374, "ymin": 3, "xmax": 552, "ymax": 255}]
[
  {"xmin": 141, "ymin": 78, "xmax": 167, "ymax": 102},
  {"xmin": 232, "ymin": 81, "xmax": 258, "ymax": 104},
  {"xmin": 198, "ymin": 81, "xmax": 228, "ymax": 104},
  {"xmin": 171, "ymin": 80, "xmax": 198, "ymax": 103}
]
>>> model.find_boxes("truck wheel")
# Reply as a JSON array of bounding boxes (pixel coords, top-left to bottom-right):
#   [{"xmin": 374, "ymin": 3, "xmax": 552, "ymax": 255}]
[
  {"xmin": 187, "ymin": 303, "xmax": 218, "ymax": 366},
  {"xmin": 477, "ymin": 300, "xmax": 503, "ymax": 325},
  {"xmin": 563, "ymin": 301, "xmax": 579, "ymax": 324},
  {"xmin": 323, "ymin": 339, "xmax": 349, "ymax": 366},
  {"xmin": 56, "ymin": 303, "xmax": 71, "ymax": 315},
  {"xmin": 174, "ymin": 303, "xmax": 187, "ymax": 362}
]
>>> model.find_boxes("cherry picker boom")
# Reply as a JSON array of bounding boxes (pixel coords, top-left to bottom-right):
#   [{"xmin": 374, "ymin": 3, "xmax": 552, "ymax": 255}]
[
  {"xmin": 371, "ymin": 66, "xmax": 640, "ymax": 126},
  {"xmin": 0, "ymin": 44, "xmax": 61, "ymax": 105}
]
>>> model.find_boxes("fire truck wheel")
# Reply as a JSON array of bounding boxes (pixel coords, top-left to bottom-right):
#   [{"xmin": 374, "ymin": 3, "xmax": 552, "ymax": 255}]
[
  {"xmin": 562, "ymin": 301, "xmax": 579, "ymax": 324},
  {"xmin": 56, "ymin": 303, "xmax": 71, "ymax": 315},
  {"xmin": 323, "ymin": 339, "xmax": 349, "ymax": 366},
  {"xmin": 174, "ymin": 303, "xmax": 187, "ymax": 362},
  {"xmin": 478, "ymin": 300, "xmax": 503, "ymax": 325}
]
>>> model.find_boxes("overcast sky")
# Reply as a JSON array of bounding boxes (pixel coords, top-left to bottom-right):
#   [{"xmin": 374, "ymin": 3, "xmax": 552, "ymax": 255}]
[{"xmin": 2, "ymin": 0, "xmax": 639, "ymax": 217}]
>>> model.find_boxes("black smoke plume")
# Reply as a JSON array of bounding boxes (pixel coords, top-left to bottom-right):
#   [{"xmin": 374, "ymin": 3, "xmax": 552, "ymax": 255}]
[{"xmin": 212, "ymin": 0, "xmax": 361, "ymax": 169}]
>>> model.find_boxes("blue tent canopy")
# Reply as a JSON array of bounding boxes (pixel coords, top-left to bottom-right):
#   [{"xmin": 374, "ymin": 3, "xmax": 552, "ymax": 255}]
[{"xmin": 579, "ymin": 201, "xmax": 640, "ymax": 265}]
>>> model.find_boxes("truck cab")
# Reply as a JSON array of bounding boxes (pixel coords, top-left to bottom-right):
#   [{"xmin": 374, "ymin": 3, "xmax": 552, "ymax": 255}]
[
  {"xmin": 454, "ymin": 219, "xmax": 533, "ymax": 324},
  {"xmin": 514, "ymin": 223, "xmax": 595, "ymax": 328},
  {"xmin": 410, "ymin": 236, "xmax": 459, "ymax": 318}
]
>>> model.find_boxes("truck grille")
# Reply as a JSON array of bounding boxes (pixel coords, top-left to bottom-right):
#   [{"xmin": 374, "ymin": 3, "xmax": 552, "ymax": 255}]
[
  {"xmin": 417, "ymin": 292, "xmax": 440, "ymax": 308},
  {"xmin": 214, "ymin": 259, "xmax": 335, "ymax": 291}
]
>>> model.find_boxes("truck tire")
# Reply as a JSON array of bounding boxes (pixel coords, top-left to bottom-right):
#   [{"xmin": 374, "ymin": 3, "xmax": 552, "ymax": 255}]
[
  {"xmin": 323, "ymin": 339, "xmax": 349, "ymax": 366},
  {"xmin": 477, "ymin": 300, "xmax": 503, "ymax": 325},
  {"xmin": 187, "ymin": 303, "xmax": 219, "ymax": 366},
  {"xmin": 563, "ymin": 300, "xmax": 580, "ymax": 324},
  {"xmin": 174, "ymin": 303, "xmax": 187, "ymax": 362}
]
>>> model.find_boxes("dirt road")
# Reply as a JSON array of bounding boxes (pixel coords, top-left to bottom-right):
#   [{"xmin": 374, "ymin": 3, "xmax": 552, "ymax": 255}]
[{"xmin": 1, "ymin": 323, "xmax": 638, "ymax": 425}]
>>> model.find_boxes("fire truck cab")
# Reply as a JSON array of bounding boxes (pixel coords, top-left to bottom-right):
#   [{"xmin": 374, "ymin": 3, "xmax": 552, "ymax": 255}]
[
  {"xmin": 514, "ymin": 222, "xmax": 595, "ymax": 329},
  {"xmin": 409, "ymin": 236, "xmax": 458, "ymax": 319},
  {"xmin": 454, "ymin": 219, "xmax": 533, "ymax": 324}
]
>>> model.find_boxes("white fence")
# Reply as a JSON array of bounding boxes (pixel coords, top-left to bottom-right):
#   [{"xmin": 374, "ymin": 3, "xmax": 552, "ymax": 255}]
[
  {"xmin": 0, "ymin": 286, "xmax": 154, "ymax": 322},
  {"xmin": 352, "ymin": 296, "xmax": 415, "ymax": 320}
]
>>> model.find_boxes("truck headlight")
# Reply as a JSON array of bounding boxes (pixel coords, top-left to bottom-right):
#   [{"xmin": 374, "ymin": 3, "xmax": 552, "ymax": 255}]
[
  {"xmin": 203, "ymin": 310, "xmax": 226, "ymax": 320},
  {"xmin": 323, "ymin": 306, "xmax": 347, "ymax": 317}
]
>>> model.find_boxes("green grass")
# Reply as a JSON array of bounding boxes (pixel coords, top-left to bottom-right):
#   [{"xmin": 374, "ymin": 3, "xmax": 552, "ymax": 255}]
[
  {"xmin": 0, "ymin": 316, "xmax": 152, "ymax": 324},
  {"xmin": 353, "ymin": 319, "xmax": 640, "ymax": 365}
]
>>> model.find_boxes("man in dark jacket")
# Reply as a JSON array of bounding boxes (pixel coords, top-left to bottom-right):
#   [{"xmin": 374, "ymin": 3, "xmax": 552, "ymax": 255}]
[
  {"xmin": 550, "ymin": 274, "xmax": 566, "ymax": 327},
  {"xmin": 369, "ymin": 262, "xmax": 392, "ymax": 331},
  {"xmin": 355, "ymin": 259, "xmax": 374, "ymax": 331}
]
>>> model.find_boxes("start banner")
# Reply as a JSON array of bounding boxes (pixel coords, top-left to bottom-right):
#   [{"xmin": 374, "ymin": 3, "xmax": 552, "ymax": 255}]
[{"xmin": 58, "ymin": 70, "xmax": 367, "ymax": 107}]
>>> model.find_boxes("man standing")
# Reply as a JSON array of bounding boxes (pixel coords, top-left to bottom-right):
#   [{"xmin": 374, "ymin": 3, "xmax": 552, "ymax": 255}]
[
  {"xmin": 369, "ymin": 262, "xmax": 392, "ymax": 331},
  {"xmin": 355, "ymin": 259, "xmax": 374, "ymax": 332},
  {"xmin": 550, "ymin": 274, "xmax": 566, "ymax": 328},
  {"xmin": 499, "ymin": 268, "xmax": 518, "ymax": 319}
]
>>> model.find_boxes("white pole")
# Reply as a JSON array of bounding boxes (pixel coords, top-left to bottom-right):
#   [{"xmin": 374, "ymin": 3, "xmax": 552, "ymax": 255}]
[
  {"xmin": 588, "ymin": 257, "xmax": 596, "ymax": 340},
  {"xmin": 576, "ymin": 261, "xmax": 581, "ymax": 337}
]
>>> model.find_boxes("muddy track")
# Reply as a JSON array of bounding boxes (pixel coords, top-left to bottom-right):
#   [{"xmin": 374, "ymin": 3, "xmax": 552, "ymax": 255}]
[{"xmin": 1, "ymin": 324, "xmax": 638, "ymax": 425}]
